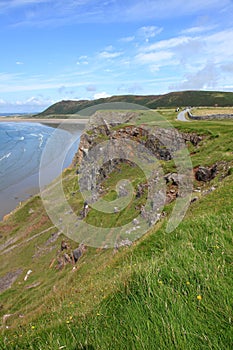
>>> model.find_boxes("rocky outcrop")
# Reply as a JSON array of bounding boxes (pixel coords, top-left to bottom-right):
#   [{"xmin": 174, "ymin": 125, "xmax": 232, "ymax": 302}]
[
  {"xmin": 195, "ymin": 165, "xmax": 218, "ymax": 182},
  {"xmin": 164, "ymin": 173, "xmax": 187, "ymax": 186},
  {"xmin": 0, "ymin": 269, "xmax": 22, "ymax": 294},
  {"xmin": 51, "ymin": 241, "xmax": 87, "ymax": 270},
  {"xmin": 72, "ymin": 113, "xmax": 204, "ymax": 213},
  {"xmin": 182, "ymin": 132, "xmax": 203, "ymax": 146},
  {"xmin": 73, "ymin": 113, "xmax": 203, "ymax": 167}
]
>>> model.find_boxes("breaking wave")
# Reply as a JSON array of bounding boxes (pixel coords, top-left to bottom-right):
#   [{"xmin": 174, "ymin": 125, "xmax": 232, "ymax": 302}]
[{"xmin": 0, "ymin": 122, "xmax": 81, "ymax": 192}]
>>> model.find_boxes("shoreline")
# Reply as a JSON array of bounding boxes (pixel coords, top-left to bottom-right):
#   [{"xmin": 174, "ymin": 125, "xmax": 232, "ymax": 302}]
[
  {"xmin": 0, "ymin": 121, "xmax": 83, "ymax": 221},
  {"xmin": 0, "ymin": 117, "xmax": 88, "ymax": 124},
  {"xmin": 0, "ymin": 172, "xmax": 40, "ymax": 221}
]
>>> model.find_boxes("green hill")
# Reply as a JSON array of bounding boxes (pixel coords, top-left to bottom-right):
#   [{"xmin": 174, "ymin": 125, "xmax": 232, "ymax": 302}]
[
  {"xmin": 0, "ymin": 109, "xmax": 232, "ymax": 349},
  {"xmin": 37, "ymin": 90, "xmax": 233, "ymax": 117}
]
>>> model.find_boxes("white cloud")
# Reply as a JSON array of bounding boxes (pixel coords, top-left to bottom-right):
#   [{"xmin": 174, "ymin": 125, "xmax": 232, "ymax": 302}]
[
  {"xmin": 99, "ymin": 51, "xmax": 123, "ymax": 59},
  {"xmin": 173, "ymin": 63, "xmax": 219, "ymax": 90},
  {"xmin": 15, "ymin": 96, "xmax": 55, "ymax": 106},
  {"xmin": 79, "ymin": 55, "xmax": 88, "ymax": 59},
  {"xmin": 0, "ymin": 72, "xmax": 24, "ymax": 82},
  {"xmin": 150, "ymin": 65, "xmax": 160, "ymax": 73},
  {"xmin": 204, "ymin": 29, "xmax": 233, "ymax": 62},
  {"xmin": 93, "ymin": 92, "xmax": 111, "ymax": 99},
  {"xmin": 0, "ymin": 0, "xmax": 49, "ymax": 14},
  {"xmin": 138, "ymin": 26, "xmax": 163, "ymax": 41},
  {"xmin": 76, "ymin": 55, "xmax": 89, "ymax": 65},
  {"xmin": 119, "ymin": 36, "xmax": 135, "ymax": 43},
  {"xmin": 104, "ymin": 45, "xmax": 114, "ymax": 51},
  {"xmin": 76, "ymin": 60, "xmax": 88, "ymax": 65},
  {"xmin": 136, "ymin": 51, "xmax": 174, "ymax": 64},
  {"xmin": 221, "ymin": 85, "xmax": 233, "ymax": 89},
  {"xmin": 0, "ymin": 98, "xmax": 7, "ymax": 105},
  {"xmin": 0, "ymin": 95, "xmax": 57, "ymax": 112},
  {"xmin": 143, "ymin": 36, "xmax": 191, "ymax": 52},
  {"xmin": 1, "ymin": 1, "xmax": 233, "ymax": 110},
  {"xmin": 1, "ymin": 0, "xmax": 232, "ymax": 27},
  {"xmin": 0, "ymin": 79, "xmax": 93, "ymax": 93},
  {"xmin": 124, "ymin": 0, "xmax": 231, "ymax": 22},
  {"xmin": 180, "ymin": 25, "xmax": 216, "ymax": 34}
]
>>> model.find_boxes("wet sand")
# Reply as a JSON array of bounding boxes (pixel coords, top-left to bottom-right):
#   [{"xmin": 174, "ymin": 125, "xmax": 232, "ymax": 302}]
[{"xmin": 0, "ymin": 173, "xmax": 40, "ymax": 220}]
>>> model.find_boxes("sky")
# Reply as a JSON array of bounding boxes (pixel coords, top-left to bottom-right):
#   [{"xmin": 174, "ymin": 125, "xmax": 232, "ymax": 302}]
[{"xmin": 0, "ymin": 0, "xmax": 233, "ymax": 113}]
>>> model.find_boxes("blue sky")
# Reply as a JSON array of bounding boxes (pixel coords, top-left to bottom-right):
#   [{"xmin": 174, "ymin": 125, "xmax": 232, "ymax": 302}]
[{"xmin": 0, "ymin": 0, "xmax": 233, "ymax": 112}]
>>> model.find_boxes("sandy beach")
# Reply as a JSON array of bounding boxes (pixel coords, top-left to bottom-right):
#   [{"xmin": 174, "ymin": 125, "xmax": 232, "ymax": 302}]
[{"xmin": 0, "ymin": 117, "xmax": 88, "ymax": 124}]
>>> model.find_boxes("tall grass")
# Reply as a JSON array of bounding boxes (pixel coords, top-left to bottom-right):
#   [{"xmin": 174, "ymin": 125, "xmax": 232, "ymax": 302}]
[{"xmin": 1, "ymin": 203, "xmax": 232, "ymax": 349}]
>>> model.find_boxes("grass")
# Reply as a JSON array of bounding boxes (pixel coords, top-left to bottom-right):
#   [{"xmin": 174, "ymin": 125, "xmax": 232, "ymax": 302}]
[
  {"xmin": 0, "ymin": 109, "xmax": 232, "ymax": 349},
  {"xmin": 1, "ymin": 181, "xmax": 232, "ymax": 349}
]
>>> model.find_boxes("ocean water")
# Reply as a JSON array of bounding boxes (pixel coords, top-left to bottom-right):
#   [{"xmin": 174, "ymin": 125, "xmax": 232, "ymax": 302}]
[{"xmin": 0, "ymin": 122, "xmax": 83, "ymax": 220}]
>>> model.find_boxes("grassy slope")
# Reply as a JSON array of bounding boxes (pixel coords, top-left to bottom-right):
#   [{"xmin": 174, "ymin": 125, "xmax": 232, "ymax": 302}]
[
  {"xmin": 37, "ymin": 90, "xmax": 233, "ymax": 117},
  {"xmin": 0, "ymin": 110, "xmax": 232, "ymax": 349}
]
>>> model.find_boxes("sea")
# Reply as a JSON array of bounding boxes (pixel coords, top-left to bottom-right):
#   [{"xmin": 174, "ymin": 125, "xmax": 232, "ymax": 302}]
[{"xmin": 0, "ymin": 118, "xmax": 84, "ymax": 220}]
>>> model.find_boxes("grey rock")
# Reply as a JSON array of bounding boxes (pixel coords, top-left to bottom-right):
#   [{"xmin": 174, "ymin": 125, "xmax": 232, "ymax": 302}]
[{"xmin": 195, "ymin": 165, "xmax": 217, "ymax": 182}]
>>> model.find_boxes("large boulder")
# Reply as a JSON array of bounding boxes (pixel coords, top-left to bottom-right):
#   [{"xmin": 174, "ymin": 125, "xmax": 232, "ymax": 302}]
[{"xmin": 195, "ymin": 165, "xmax": 217, "ymax": 182}]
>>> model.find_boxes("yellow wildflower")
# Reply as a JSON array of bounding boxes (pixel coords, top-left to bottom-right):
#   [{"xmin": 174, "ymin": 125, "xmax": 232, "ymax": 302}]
[{"xmin": 197, "ymin": 295, "xmax": 202, "ymax": 301}]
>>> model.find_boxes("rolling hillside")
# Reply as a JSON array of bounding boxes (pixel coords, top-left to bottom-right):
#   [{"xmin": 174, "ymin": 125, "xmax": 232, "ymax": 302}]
[{"xmin": 37, "ymin": 90, "xmax": 233, "ymax": 117}]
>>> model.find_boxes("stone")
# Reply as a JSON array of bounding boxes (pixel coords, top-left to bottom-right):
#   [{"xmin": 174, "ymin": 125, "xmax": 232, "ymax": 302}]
[
  {"xmin": 72, "ymin": 243, "xmax": 86, "ymax": 263},
  {"xmin": 190, "ymin": 197, "xmax": 198, "ymax": 203},
  {"xmin": 0, "ymin": 269, "xmax": 22, "ymax": 293},
  {"xmin": 195, "ymin": 165, "xmax": 217, "ymax": 182},
  {"xmin": 61, "ymin": 240, "xmax": 68, "ymax": 251},
  {"xmin": 132, "ymin": 218, "xmax": 140, "ymax": 225},
  {"xmin": 24, "ymin": 269, "xmax": 32, "ymax": 281}
]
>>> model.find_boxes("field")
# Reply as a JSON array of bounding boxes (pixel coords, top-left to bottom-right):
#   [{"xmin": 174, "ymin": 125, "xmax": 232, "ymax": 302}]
[
  {"xmin": 191, "ymin": 107, "xmax": 233, "ymax": 116},
  {"xmin": 0, "ymin": 109, "xmax": 232, "ymax": 349}
]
